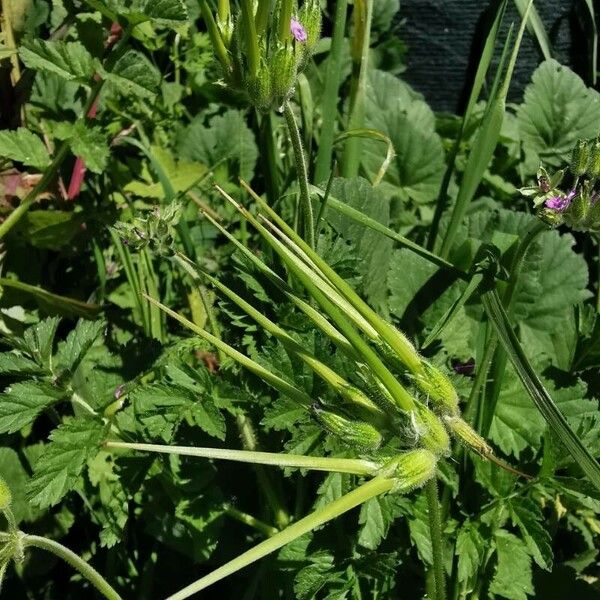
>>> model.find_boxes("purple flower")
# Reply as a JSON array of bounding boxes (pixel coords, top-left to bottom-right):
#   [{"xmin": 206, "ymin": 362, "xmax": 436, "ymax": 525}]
[
  {"xmin": 545, "ymin": 189, "xmax": 576, "ymax": 212},
  {"xmin": 290, "ymin": 18, "xmax": 307, "ymax": 43},
  {"xmin": 114, "ymin": 384, "xmax": 125, "ymax": 400}
]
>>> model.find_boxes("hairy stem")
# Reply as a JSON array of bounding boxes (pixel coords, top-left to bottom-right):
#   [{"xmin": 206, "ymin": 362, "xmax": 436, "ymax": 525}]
[
  {"xmin": 283, "ymin": 101, "xmax": 315, "ymax": 249},
  {"xmin": 22, "ymin": 534, "xmax": 121, "ymax": 600},
  {"xmin": 426, "ymin": 477, "xmax": 446, "ymax": 600},
  {"xmin": 105, "ymin": 441, "xmax": 380, "ymax": 475}
]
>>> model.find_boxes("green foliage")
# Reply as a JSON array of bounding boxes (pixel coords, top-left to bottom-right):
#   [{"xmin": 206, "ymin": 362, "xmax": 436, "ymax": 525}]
[
  {"xmin": 0, "ymin": 128, "xmax": 50, "ymax": 169},
  {"xmin": 27, "ymin": 417, "xmax": 108, "ymax": 508},
  {"xmin": 19, "ymin": 39, "xmax": 97, "ymax": 84},
  {"xmin": 518, "ymin": 59, "xmax": 600, "ymax": 171},
  {"xmin": 2, "ymin": 3, "xmax": 600, "ymax": 599},
  {"xmin": 103, "ymin": 50, "xmax": 160, "ymax": 98}
]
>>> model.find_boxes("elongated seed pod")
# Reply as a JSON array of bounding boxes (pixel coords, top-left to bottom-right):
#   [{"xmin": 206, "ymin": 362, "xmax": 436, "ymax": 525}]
[
  {"xmin": 311, "ymin": 405, "xmax": 383, "ymax": 451},
  {"xmin": 413, "ymin": 406, "xmax": 450, "ymax": 456}
]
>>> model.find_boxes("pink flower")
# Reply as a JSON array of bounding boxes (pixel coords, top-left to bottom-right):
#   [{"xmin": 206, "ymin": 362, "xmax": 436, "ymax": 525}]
[
  {"xmin": 291, "ymin": 18, "xmax": 307, "ymax": 43},
  {"xmin": 545, "ymin": 189, "xmax": 576, "ymax": 212}
]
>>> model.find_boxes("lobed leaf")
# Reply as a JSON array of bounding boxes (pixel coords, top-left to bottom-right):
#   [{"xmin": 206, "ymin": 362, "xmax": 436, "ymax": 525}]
[
  {"xmin": 27, "ymin": 417, "xmax": 108, "ymax": 508},
  {"xmin": 0, "ymin": 128, "xmax": 50, "ymax": 169}
]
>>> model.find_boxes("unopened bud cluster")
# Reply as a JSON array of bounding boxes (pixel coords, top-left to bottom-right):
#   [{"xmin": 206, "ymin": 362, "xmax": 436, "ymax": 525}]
[
  {"xmin": 113, "ymin": 203, "xmax": 183, "ymax": 254},
  {"xmin": 520, "ymin": 136, "xmax": 600, "ymax": 232},
  {"xmin": 202, "ymin": 0, "xmax": 321, "ymax": 110}
]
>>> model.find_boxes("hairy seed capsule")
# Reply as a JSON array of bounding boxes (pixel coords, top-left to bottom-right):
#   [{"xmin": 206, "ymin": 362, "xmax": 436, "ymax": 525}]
[
  {"xmin": 570, "ymin": 139, "xmax": 590, "ymax": 176},
  {"xmin": 312, "ymin": 406, "xmax": 383, "ymax": 451},
  {"xmin": 380, "ymin": 449, "xmax": 437, "ymax": 493},
  {"xmin": 416, "ymin": 362, "xmax": 459, "ymax": 415},
  {"xmin": 444, "ymin": 416, "xmax": 493, "ymax": 457},
  {"xmin": 413, "ymin": 406, "xmax": 450, "ymax": 456},
  {"xmin": 587, "ymin": 138, "xmax": 600, "ymax": 179}
]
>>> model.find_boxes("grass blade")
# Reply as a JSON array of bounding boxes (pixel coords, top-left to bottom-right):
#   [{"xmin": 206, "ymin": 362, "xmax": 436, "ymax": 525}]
[
  {"xmin": 481, "ymin": 287, "xmax": 600, "ymax": 492},
  {"xmin": 314, "ymin": 0, "xmax": 349, "ymax": 184},
  {"xmin": 439, "ymin": 2, "xmax": 532, "ymax": 259},
  {"xmin": 514, "ymin": 0, "xmax": 552, "ymax": 60}
]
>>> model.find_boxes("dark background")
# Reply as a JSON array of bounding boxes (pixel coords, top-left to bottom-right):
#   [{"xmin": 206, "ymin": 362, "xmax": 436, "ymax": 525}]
[{"xmin": 398, "ymin": 0, "xmax": 595, "ymax": 112}]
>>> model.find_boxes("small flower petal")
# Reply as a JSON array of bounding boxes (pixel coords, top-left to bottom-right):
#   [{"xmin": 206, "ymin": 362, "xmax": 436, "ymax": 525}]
[{"xmin": 290, "ymin": 18, "xmax": 307, "ymax": 42}]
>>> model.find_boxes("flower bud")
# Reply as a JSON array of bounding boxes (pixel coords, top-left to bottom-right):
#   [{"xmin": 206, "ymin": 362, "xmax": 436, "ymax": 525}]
[
  {"xmin": 567, "ymin": 191, "xmax": 588, "ymax": 226},
  {"xmin": 380, "ymin": 449, "xmax": 437, "ymax": 493},
  {"xmin": 413, "ymin": 406, "xmax": 450, "ymax": 456},
  {"xmin": 270, "ymin": 45, "xmax": 297, "ymax": 107},
  {"xmin": 536, "ymin": 165, "xmax": 551, "ymax": 193},
  {"xmin": 570, "ymin": 139, "xmax": 590, "ymax": 176},
  {"xmin": 311, "ymin": 405, "xmax": 383, "ymax": 451},
  {"xmin": 444, "ymin": 416, "xmax": 493, "ymax": 457},
  {"xmin": 0, "ymin": 476, "xmax": 11, "ymax": 510},
  {"xmin": 298, "ymin": 0, "xmax": 322, "ymax": 50},
  {"xmin": 587, "ymin": 138, "xmax": 600, "ymax": 179},
  {"xmin": 415, "ymin": 362, "xmax": 459, "ymax": 415}
]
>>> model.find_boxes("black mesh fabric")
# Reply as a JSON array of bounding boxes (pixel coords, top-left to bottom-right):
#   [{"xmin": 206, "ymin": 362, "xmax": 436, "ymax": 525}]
[{"xmin": 397, "ymin": 0, "xmax": 591, "ymax": 112}]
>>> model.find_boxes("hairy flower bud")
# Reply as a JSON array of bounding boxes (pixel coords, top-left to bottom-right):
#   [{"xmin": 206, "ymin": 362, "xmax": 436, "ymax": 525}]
[
  {"xmin": 587, "ymin": 138, "xmax": 600, "ymax": 179},
  {"xmin": 270, "ymin": 45, "xmax": 297, "ymax": 106},
  {"xmin": 312, "ymin": 405, "xmax": 383, "ymax": 451},
  {"xmin": 570, "ymin": 139, "xmax": 590, "ymax": 176},
  {"xmin": 380, "ymin": 449, "xmax": 437, "ymax": 493},
  {"xmin": 413, "ymin": 406, "xmax": 450, "ymax": 456}
]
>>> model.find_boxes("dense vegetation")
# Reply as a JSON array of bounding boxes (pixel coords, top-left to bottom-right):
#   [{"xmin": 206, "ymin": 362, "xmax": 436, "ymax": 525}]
[{"xmin": 0, "ymin": 1, "xmax": 599, "ymax": 599}]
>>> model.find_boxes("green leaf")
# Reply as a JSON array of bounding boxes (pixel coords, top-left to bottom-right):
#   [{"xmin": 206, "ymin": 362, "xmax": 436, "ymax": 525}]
[
  {"xmin": 0, "ymin": 128, "xmax": 50, "ymax": 169},
  {"xmin": 0, "ymin": 352, "xmax": 45, "ymax": 376},
  {"xmin": 20, "ymin": 317, "xmax": 60, "ymax": 366},
  {"xmin": 0, "ymin": 447, "xmax": 40, "ymax": 523},
  {"xmin": 55, "ymin": 319, "xmax": 105, "ymax": 376},
  {"xmin": 455, "ymin": 521, "xmax": 486, "ymax": 584},
  {"xmin": 512, "ymin": 230, "xmax": 591, "ymax": 331},
  {"xmin": 508, "ymin": 497, "xmax": 553, "ymax": 570},
  {"xmin": 489, "ymin": 530, "xmax": 534, "ymax": 600},
  {"xmin": 104, "ymin": 50, "xmax": 160, "ymax": 98},
  {"xmin": 132, "ymin": 383, "xmax": 225, "ymax": 441},
  {"xmin": 20, "ymin": 210, "xmax": 80, "ymax": 250},
  {"xmin": 326, "ymin": 177, "xmax": 392, "ymax": 312},
  {"xmin": 357, "ymin": 494, "xmax": 402, "ymax": 550},
  {"xmin": 84, "ymin": 0, "xmax": 188, "ymax": 28},
  {"xmin": 363, "ymin": 69, "xmax": 444, "ymax": 203},
  {"xmin": 141, "ymin": 0, "xmax": 189, "ymax": 27},
  {"xmin": 490, "ymin": 366, "xmax": 590, "ymax": 457},
  {"xmin": 27, "ymin": 417, "xmax": 107, "ymax": 508},
  {"xmin": 18, "ymin": 39, "xmax": 96, "ymax": 84},
  {"xmin": 0, "ymin": 381, "xmax": 65, "ymax": 434},
  {"xmin": 0, "ymin": 278, "xmax": 101, "ymax": 319},
  {"xmin": 517, "ymin": 59, "xmax": 600, "ymax": 171},
  {"xmin": 58, "ymin": 122, "xmax": 109, "ymax": 174},
  {"xmin": 177, "ymin": 109, "xmax": 258, "ymax": 181}
]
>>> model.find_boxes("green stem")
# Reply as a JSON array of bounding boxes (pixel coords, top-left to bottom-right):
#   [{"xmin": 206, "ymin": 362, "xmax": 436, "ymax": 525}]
[
  {"xmin": 341, "ymin": 0, "xmax": 373, "ymax": 178},
  {"xmin": 283, "ymin": 101, "xmax": 315, "ymax": 249},
  {"xmin": 22, "ymin": 534, "xmax": 122, "ymax": 600},
  {"xmin": 166, "ymin": 476, "xmax": 394, "ymax": 600},
  {"xmin": 199, "ymin": 0, "xmax": 232, "ymax": 72},
  {"xmin": 313, "ymin": 0, "xmax": 348, "ymax": 184},
  {"xmin": 236, "ymin": 413, "xmax": 290, "ymax": 530},
  {"xmin": 240, "ymin": 0, "xmax": 260, "ymax": 77},
  {"xmin": 225, "ymin": 506, "xmax": 278, "ymax": 537},
  {"xmin": 105, "ymin": 441, "xmax": 379, "ymax": 475},
  {"xmin": 426, "ymin": 478, "xmax": 446, "ymax": 600}
]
